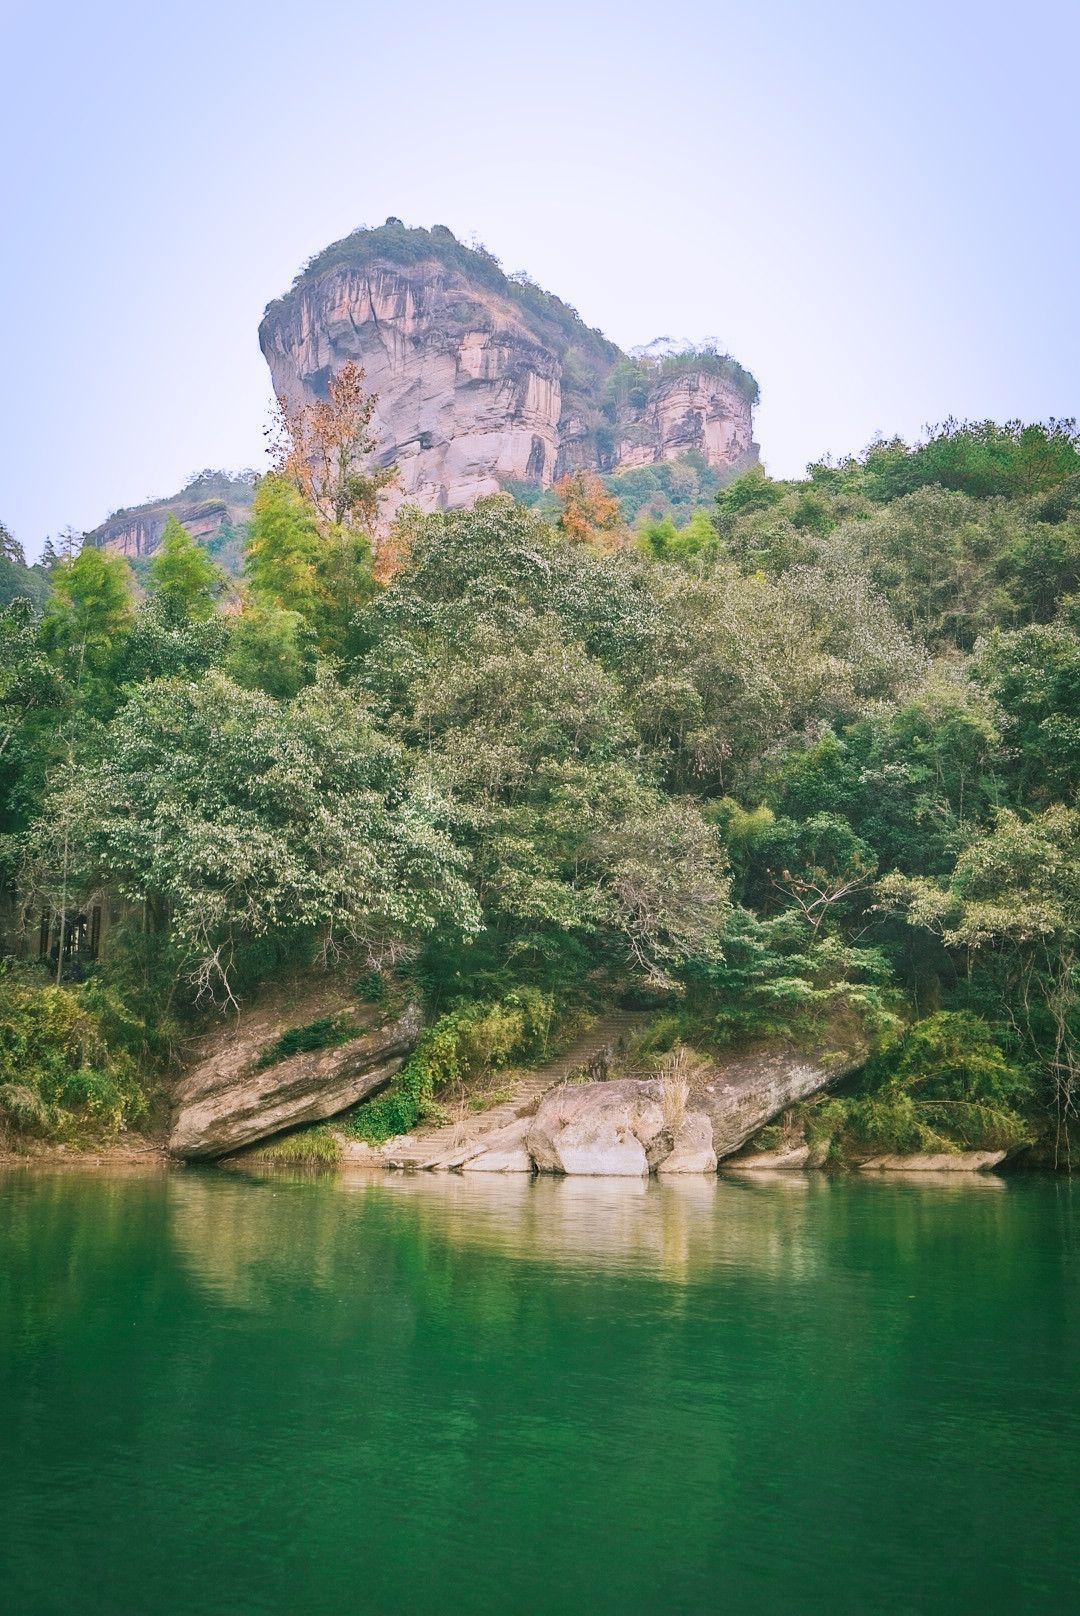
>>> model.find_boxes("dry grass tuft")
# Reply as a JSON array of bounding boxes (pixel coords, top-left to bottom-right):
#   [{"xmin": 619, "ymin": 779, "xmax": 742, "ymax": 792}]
[{"xmin": 660, "ymin": 1046, "xmax": 691, "ymax": 1132}]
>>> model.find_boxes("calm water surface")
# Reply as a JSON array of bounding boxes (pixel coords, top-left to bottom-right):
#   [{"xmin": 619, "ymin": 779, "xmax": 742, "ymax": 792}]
[{"xmin": 1, "ymin": 1167, "xmax": 1078, "ymax": 1615}]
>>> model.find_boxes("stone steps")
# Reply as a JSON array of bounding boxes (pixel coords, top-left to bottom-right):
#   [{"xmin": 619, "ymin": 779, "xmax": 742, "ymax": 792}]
[{"xmin": 374, "ymin": 1009, "xmax": 647, "ymax": 1171}]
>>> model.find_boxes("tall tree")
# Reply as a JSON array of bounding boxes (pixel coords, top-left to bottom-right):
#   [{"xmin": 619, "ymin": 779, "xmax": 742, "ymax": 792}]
[
  {"xmin": 555, "ymin": 472, "xmax": 626, "ymax": 552},
  {"xmin": 243, "ymin": 475, "xmax": 322, "ymax": 618},
  {"xmin": 244, "ymin": 472, "xmax": 378, "ymax": 664},
  {"xmin": 148, "ymin": 515, "xmax": 224, "ymax": 621},
  {"xmin": 40, "ymin": 545, "xmax": 133, "ymax": 713},
  {"xmin": 268, "ymin": 360, "xmax": 398, "ymax": 538}
]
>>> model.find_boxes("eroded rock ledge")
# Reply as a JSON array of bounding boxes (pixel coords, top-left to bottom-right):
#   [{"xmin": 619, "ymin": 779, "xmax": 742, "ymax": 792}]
[{"xmin": 169, "ymin": 1002, "xmax": 421, "ymax": 1160}]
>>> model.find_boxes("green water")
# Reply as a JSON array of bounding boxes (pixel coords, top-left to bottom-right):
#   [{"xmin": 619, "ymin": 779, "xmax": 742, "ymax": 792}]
[{"xmin": 1, "ymin": 1169, "xmax": 1078, "ymax": 1615}]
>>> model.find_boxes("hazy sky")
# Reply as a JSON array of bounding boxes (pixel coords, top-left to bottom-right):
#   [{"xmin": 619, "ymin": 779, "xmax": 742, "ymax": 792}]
[{"xmin": 2, "ymin": 0, "xmax": 1077, "ymax": 556}]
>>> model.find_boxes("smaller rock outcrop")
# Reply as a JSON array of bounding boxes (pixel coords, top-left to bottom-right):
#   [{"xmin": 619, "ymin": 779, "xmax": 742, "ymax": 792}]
[
  {"xmin": 657, "ymin": 1112, "xmax": 718, "ymax": 1175},
  {"xmin": 858, "ymin": 1151, "xmax": 1006, "ymax": 1173},
  {"xmin": 170, "ymin": 1002, "xmax": 421, "ymax": 1159},
  {"xmin": 724, "ymin": 1143, "xmax": 812, "ymax": 1171},
  {"xmin": 87, "ymin": 470, "xmax": 255, "ymax": 560}
]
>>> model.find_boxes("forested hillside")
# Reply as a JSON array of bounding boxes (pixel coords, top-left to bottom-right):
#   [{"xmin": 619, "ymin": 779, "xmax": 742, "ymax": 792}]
[{"xmin": 2, "ymin": 405, "xmax": 1078, "ymax": 1167}]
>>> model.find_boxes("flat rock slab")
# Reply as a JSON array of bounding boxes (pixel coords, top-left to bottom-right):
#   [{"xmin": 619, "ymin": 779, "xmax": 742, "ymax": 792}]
[
  {"xmin": 725, "ymin": 1144, "xmax": 811, "ymax": 1171},
  {"xmin": 858, "ymin": 1151, "xmax": 1006, "ymax": 1172},
  {"xmin": 169, "ymin": 1003, "xmax": 422, "ymax": 1159},
  {"xmin": 459, "ymin": 1118, "xmax": 535, "ymax": 1173},
  {"xmin": 339, "ymin": 1139, "xmax": 391, "ymax": 1169}
]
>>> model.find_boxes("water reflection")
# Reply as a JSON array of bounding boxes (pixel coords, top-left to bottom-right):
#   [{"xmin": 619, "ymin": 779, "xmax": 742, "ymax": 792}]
[
  {"xmin": 168, "ymin": 1163, "xmax": 1011, "ymax": 1314},
  {"xmin": 2, "ymin": 1166, "xmax": 1078, "ymax": 1616}
]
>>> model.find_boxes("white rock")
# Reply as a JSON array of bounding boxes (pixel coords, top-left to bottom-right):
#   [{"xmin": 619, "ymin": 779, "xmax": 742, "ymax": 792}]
[
  {"xmin": 656, "ymin": 1111, "xmax": 717, "ymax": 1174},
  {"xmin": 526, "ymin": 1081, "xmax": 666, "ymax": 1177},
  {"xmin": 459, "ymin": 1118, "xmax": 535, "ymax": 1173}
]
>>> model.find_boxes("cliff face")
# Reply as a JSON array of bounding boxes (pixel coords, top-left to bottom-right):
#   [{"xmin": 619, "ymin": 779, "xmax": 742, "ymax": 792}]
[
  {"xmin": 259, "ymin": 222, "xmax": 758, "ymax": 513},
  {"xmin": 88, "ymin": 472, "xmax": 255, "ymax": 559}
]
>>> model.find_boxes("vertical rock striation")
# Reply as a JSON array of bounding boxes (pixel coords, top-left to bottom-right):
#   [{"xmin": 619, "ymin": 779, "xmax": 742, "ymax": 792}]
[{"xmin": 259, "ymin": 221, "xmax": 758, "ymax": 516}]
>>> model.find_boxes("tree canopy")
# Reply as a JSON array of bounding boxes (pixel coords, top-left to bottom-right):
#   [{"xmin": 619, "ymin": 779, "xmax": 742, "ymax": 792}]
[{"xmin": 4, "ymin": 414, "xmax": 1080, "ymax": 1160}]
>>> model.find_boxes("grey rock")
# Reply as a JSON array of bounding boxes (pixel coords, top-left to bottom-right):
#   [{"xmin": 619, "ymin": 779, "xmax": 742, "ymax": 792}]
[
  {"xmin": 169, "ymin": 1003, "xmax": 422, "ymax": 1159},
  {"xmin": 695, "ymin": 1033, "xmax": 868, "ymax": 1162},
  {"xmin": 657, "ymin": 1111, "xmax": 717, "ymax": 1174},
  {"xmin": 858, "ymin": 1151, "xmax": 1006, "ymax": 1173}
]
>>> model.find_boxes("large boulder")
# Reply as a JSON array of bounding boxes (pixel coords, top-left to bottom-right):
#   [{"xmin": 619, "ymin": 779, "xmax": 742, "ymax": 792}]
[
  {"xmin": 694, "ymin": 1028, "xmax": 869, "ymax": 1161},
  {"xmin": 657, "ymin": 1112, "xmax": 717, "ymax": 1175},
  {"xmin": 527, "ymin": 1080, "xmax": 657, "ymax": 1176},
  {"xmin": 526, "ymin": 1080, "xmax": 715, "ymax": 1176},
  {"xmin": 169, "ymin": 1003, "xmax": 422, "ymax": 1159}
]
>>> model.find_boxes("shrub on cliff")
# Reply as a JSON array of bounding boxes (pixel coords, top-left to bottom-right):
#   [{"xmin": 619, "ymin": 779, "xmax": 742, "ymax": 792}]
[{"xmin": 349, "ymin": 990, "xmax": 555, "ymax": 1142}]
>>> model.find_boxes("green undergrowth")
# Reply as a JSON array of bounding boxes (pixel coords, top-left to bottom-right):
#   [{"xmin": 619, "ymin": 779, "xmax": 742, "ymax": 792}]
[
  {"xmin": 253, "ymin": 1012, "xmax": 358, "ymax": 1071},
  {"xmin": 0, "ymin": 969, "xmax": 150, "ymax": 1146},
  {"xmin": 348, "ymin": 988, "xmax": 555, "ymax": 1143},
  {"xmin": 752, "ymin": 1011, "xmax": 1036, "ymax": 1164},
  {"xmin": 625, "ymin": 907, "xmax": 904, "ymax": 1062},
  {"xmin": 468, "ymin": 1083, "xmax": 514, "ymax": 1112},
  {"xmin": 246, "ymin": 1124, "xmax": 343, "ymax": 1166}
]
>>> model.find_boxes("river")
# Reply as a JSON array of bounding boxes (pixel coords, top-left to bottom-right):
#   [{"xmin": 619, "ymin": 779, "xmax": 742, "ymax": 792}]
[{"xmin": 1, "ymin": 1167, "xmax": 1078, "ymax": 1614}]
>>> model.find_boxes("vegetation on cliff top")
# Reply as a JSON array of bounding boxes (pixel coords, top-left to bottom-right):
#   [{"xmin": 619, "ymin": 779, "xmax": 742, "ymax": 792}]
[
  {"xmin": 1, "ymin": 406, "xmax": 1079, "ymax": 1164},
  {"xmin": 266, "ymin": 217, "xmax": 758, "ymax": 408},
  {"xmin": 89, "ymin": 469, "xmax": 256, "ymax": 534},
  {"xmin": 274, "ymin": 218, "xmax": 619, "ymax": 371}
]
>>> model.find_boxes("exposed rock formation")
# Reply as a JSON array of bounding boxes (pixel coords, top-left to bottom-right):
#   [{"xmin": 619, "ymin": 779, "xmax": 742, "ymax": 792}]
[
  {"xmin": 526, "ymin": 1079, "xmax": 679, "ymax": 1177},
  {"xmin": 657, "ymin": 1112, "xmax": 718, "ymax": 1175},
  {"xmin": 169, "ymin": 1001, "xmax": 421, "ymax": 1159},
  {"xmin": 453, "ymin": 1027, "xmax": 866, "ymax": 1177},
  {"xmin": 858, "ymin": 1152, "xmax": 1006, "ymax": 1172},
  {"xmin": 724, "ymin": 1144, "xmax": 812, "ymax": 1171},
  {"xmin": 693, "ymin": 1037, "xmax": 866, "ymax": 1160},
  {"xmin": 259, "ymin": 220, "xmax": 758, "ymax": 517},
  {"xmin": 458, "ymin": 1117, "xmax": 534, "ymax": 1174},
  {"xmin": 87, "ymin": 470, "xmax": 255, "ymax": 559}
]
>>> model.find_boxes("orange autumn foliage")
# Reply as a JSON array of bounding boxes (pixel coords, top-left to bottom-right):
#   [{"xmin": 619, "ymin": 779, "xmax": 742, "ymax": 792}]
[{"xmin": 554, "ymin": 472, "xmax": 627, "ymax": 552}]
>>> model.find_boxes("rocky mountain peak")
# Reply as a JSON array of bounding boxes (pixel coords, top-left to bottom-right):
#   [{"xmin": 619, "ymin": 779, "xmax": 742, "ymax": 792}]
[{"xmin": 259, "ymin": 221, "xmax": 758, "ymax": 515}]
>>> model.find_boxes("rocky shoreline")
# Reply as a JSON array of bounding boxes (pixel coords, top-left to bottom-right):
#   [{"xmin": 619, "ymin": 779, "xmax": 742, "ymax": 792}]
[{"xmin": 0, "ymin": 1001, "xmax": 1013, "ymax": 1178}]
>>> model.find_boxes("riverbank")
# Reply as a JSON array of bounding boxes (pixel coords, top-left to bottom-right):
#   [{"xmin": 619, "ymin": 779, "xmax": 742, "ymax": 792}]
[
  {"xmin": 0, "ymin": 1136, "xmax": 1038, "ymax": 1177},
  {"xmin": 0, "ymin": 1135, "xmax": 168, "ymax": 1171}
]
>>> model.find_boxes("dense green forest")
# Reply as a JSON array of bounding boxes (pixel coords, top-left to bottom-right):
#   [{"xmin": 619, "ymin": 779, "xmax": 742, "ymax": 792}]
[{"xmin": 2, "ymin": 411, "xmax": 1079, "ymax": 1166}]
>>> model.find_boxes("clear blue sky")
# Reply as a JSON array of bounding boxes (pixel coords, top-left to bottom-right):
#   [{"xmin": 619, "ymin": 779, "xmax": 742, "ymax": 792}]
[{"xmin": 2, "ymin": 0, "xmax": 1077, "ymax": 556}]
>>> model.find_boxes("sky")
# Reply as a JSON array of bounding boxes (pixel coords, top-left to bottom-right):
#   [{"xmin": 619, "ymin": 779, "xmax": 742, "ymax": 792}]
[{"xmin": 2, "ymin": 0, "xmax": 1077, "ymax": 557}]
